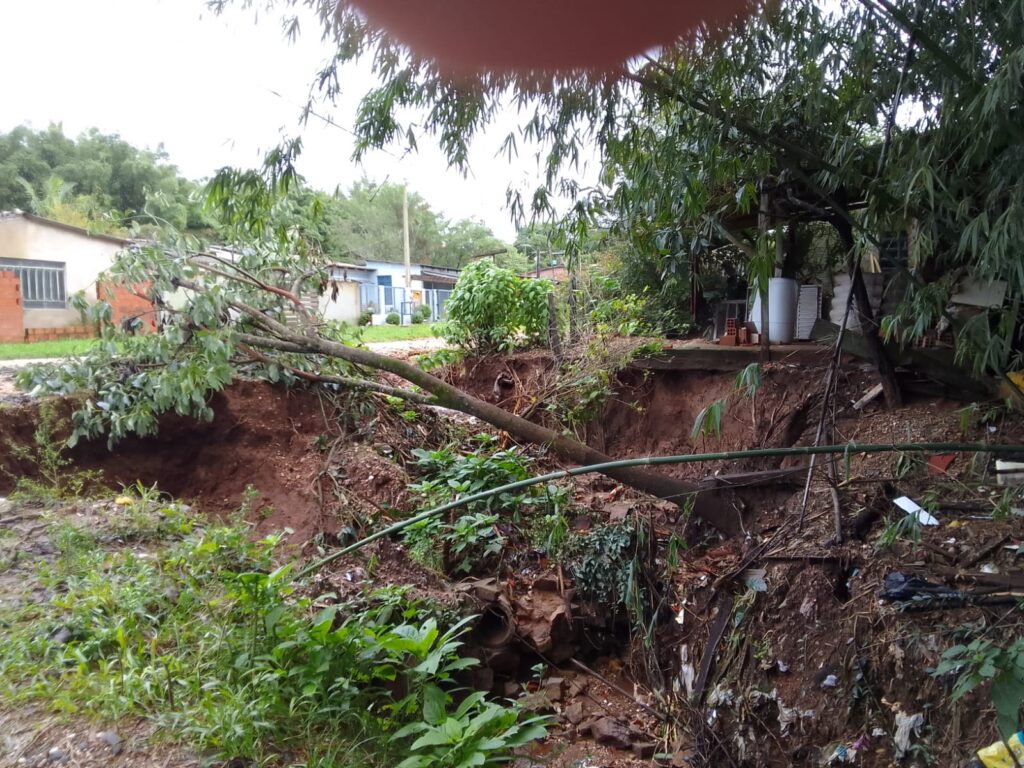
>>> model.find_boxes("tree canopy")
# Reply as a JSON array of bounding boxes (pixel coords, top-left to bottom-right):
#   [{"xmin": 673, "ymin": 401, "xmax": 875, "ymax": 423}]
[
  {"xmin": 221, "ymin": 0, "xmax": 1023, "ymax": 379},
  {"xmin": 0, "ymin": 124, "xmax": 519, "ymax": 270},
  {"xmin": 314, "ymin": 179, "xmax": 520, "ymax": 269},
  {"xmin": 0, "ymin": 124, "xmax": 211, "ymax": 234}
]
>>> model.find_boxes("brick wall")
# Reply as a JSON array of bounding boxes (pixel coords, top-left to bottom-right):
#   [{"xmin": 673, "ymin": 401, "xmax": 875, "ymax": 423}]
[
  {"xmin": 0, "ymin": 272, "xmax": 24, "ymax": 343},
  {"xmin": 97, "ymin": 281, "xmax": 157, "ymax": 333},
  {"xmin": 24, "ymin": 325, "xmax": 95, "ymax": 342}
]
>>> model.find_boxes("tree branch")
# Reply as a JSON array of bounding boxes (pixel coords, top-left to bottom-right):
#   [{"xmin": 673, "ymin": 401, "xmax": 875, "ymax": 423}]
[{"xmin": 238, "ymin": 343, "xmax": 435, "ymax": 405}]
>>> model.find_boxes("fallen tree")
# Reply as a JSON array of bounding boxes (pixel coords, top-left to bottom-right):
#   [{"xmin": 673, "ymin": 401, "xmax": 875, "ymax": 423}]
[{"xmin": 18, "ymin": 200, "xmax": 739, "ymax": 534}]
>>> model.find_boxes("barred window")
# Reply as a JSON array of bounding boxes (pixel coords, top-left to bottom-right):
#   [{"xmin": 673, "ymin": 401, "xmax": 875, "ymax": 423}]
[{"xmin": 0, "ymin": 258, "xmax": 67, "ymax": 309}]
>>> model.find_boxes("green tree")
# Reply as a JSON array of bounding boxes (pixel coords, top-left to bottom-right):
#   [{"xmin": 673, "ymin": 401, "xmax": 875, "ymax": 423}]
[
  {"xmin": 318, "ymin": 179, "xmax": 512, "ymax": 268},
  {"xmin": 0, "ymin": 124, "xmax": 211, "ymax": 232},
  {"xmin": 214, "ymin": 0, "xmax": 1024, "ymax": 381}
]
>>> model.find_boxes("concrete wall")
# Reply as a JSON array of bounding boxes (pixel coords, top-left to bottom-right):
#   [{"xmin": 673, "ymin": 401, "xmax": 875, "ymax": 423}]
[
  {"xmin": 319, "ymin": 281, "xmax": 361, "ymax": 324},
  {"xmin": 0, "ymin": 216, "xmax": 125, "ymax": 328},
  {"xmin": 364, "ymin": 260, "xmax": 426, "ymax": 291}
]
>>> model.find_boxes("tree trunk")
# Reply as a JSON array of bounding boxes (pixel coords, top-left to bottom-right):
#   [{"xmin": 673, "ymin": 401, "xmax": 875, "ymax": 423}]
[
  {"xmin": 758, "ymin": 186, "xmax": 771, "ymax": 363},
  {"xmin": 831, "ymin": 216, "xmax": 903, "ymax": 408},
  {"xmin": 221, "ymin": 293, "xmax": 741, "ymax": 535}
]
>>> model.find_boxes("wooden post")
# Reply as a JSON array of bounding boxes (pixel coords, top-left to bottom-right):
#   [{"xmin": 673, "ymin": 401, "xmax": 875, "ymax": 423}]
[{"xmin": 758, "ymin": 185, "xmax": 771, "ymax": 362}]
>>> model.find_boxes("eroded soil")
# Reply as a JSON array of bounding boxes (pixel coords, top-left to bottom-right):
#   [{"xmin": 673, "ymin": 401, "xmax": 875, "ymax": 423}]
[{"xmin": 0, "ymin": 351, "xmax": 1022, "ymax": 766}]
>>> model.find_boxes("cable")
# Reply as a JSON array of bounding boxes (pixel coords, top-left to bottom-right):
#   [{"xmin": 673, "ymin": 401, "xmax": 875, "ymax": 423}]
[{"xmin": 296, "ymin": 441, "xmax": 1024, "ymax": 579}]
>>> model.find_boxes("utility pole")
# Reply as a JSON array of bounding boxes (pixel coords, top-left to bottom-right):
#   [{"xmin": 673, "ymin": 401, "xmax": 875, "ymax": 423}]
[{"xmin": 402, "ymin": 185, "xmax": 412, "ymax": 298}]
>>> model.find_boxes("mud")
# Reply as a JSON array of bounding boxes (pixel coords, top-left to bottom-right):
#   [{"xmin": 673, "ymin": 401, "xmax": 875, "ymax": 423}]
[{"xmin": 0, "ymin": 380, "xmax": 415, "ymax": 542}]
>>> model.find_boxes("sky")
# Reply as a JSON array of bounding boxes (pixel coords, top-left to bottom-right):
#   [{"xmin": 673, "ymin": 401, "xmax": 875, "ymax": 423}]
[{"xmin": 0, "ymin": 0, "xmax": 583, "ymax": 240}]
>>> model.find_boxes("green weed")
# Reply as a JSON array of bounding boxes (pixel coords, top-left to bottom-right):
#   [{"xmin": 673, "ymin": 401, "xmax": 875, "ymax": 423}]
[
  {"xmin": 932, "ymin": 636, "xmax": 1024, "ymax": 738},
  {"xmin": 8, "ymin": 403, "xmax": 105, "ymax": 501},
  {"xmin": 403, "ymin": 437, "xmax": 572, "ymax": 573},
  {"xmin": 0, "ymin": 501, "xmax": 546, "ymax": 766}
]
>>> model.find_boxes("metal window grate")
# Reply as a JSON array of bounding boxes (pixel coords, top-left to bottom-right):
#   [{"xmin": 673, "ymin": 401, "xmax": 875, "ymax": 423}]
[{"xmin": 0, "ymin": 258, "xmax": 67, "ymax": 309}]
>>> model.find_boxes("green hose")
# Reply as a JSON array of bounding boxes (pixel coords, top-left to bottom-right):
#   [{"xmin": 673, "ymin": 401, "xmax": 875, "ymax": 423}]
[{"xmin": 296, "ymin": 441, "xmax": 1024, "ymax": 579}]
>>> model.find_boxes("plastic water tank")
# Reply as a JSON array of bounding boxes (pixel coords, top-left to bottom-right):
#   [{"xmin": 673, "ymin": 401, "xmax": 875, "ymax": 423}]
[{"xmin": 749, "ymin": 277, "xmax": 799, "ymax": 343}]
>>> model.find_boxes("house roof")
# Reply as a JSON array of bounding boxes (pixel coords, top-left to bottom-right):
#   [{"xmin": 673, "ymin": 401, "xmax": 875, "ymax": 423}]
[
  {"xmin": 0, "ymin": 210, "xmax": 132, "ymax": 246},
  {"xmin": 326, "ymin": 261, "xmax": 376, "ymax": 271}
]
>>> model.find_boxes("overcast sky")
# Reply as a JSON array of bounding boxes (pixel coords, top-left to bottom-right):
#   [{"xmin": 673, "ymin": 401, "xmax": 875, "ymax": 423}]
[{"xmin": 0, "ymin": 0, "xmax": 581, "ymax": 240}]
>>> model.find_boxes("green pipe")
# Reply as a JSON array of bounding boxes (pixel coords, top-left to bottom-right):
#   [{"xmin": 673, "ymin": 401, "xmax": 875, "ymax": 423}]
[{"xmin": 296, "ymin": 441, "xmax": 1024, "ymax": 579}]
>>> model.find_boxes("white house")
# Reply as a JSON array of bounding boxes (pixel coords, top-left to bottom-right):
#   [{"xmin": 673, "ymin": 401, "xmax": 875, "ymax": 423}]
[
  {"xmin": 0, "ymin": 211, "xmax": 131, "ymax": 333},
  {"xmin": 319, "ymin": 259, "xmax": 459, "ymax": 325}
]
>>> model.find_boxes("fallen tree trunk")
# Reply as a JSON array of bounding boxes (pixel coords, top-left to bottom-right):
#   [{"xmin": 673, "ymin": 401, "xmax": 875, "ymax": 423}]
[{"xmin": 180, "ymin": 279, "xmax": 740, "ymax": 534}]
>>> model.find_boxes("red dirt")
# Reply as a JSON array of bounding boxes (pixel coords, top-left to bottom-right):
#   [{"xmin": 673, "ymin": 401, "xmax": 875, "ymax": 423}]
[{"xmin": 0, "ymin": 380, "xmax": 413, "ymax": 542}]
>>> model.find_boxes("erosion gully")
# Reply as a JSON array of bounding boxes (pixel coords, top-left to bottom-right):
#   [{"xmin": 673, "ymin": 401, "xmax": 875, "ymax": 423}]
[{"xmin": 1, "ymin": 354, "xmax": 1021, "ymax": 767}]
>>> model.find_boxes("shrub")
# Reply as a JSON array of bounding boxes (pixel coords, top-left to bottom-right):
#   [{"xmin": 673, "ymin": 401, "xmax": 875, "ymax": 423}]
[
  {"xmin": 357, "ymin": 310, "xmax": 373, "ymax": 326},
  {"xmin": 441, "ymin": 260, "xmax": 550, "ymax": 353},
  {"xmin": 417, "ymin": 304, "xmax": 432, "ymax": 320},
  {"xmin": 385, "ymin": 312, "xmax": 401, "ymax": 325},
  {"xmin": 410, "ymin": 313, "xmax": 423, "ymax": 325}
]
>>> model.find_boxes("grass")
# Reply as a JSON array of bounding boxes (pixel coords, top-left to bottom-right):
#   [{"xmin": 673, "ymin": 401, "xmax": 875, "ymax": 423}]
[
  {"xmin": 0, "ymin": 326, "xmax": 436, "ymax": 358},
  {"xmin": 0, "ymin": 488, "xmax": 545, "ymax": 767},
  {"xmin": 361, "ymin": 323, "xmax": 439, "ymax": 343},
  {"xmin": 0, "ymin": 338, "xmax": 101, "ymax": 360}
]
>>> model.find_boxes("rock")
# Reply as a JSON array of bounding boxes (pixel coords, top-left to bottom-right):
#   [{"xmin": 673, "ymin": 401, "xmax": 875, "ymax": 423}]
[
  {"xmin": 502, "ymin": 681, "xmax": 521, "ymax": 698},
  {"xmin": 564, "ymin": 701, "xmax": 585, "ymax": 725},
  {"xmin": 543, "ymin": 677, "xmax": 565, "ymax": 702},
  {"xmin": 567, "ymin": 678, "xmax": 589, "ymax": 697},
  {"xmin": 49, "ymin": 626, "xmax": 72, "ymax": 645},
  {"xmin": 605, "ymin": 501, "xmax": 633, "ymax": 523},
  {"xmin": 97, "ymin": 731, "xmax": 122, "ymax": 755},
  {"xmin": 33, "ymin": 539, "xmax": 57, "ymax": 556},
  {"xmin": 632, "ymin": 742, "xmax": 657, "ymax": 759},
  {"xmin": 591, "ymin": 717, "xmax": 634, "ymax": 750},
  {"xmin": 577, "ymin": 716, "xmax": 601, "ymax": 736},
  {"xmin": 467, "ymin": 578, "xmax": 502, "ymax": 603},
  {"xmin": 532, "ymin": 574, "xmax": 560, "ymax": 592},
  {"xmin": 47, "ymin": 747, "xmax": 65, "ymax": 763},
  {"xmin": 572, "ymin": 515, "xmax": 593, "ymax": 532}
]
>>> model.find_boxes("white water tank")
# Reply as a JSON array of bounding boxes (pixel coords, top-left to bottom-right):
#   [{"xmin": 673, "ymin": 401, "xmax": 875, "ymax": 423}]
[{"xmin": 749, "ymin": 278, "xmax": 799, "ymax": 343}]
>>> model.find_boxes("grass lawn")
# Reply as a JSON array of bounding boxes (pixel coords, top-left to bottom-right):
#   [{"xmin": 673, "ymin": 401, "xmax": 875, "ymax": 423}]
[
  {"xmin": 360, "ymin": 323, "xmax": 439, "ymax": 342},
  {"xmin": 0, "ymin": 338, "xmax": 101, "ymax": 360},
  {"xmin": 0, "ymin": 324, "xmax": 436, "ymax": 360}
]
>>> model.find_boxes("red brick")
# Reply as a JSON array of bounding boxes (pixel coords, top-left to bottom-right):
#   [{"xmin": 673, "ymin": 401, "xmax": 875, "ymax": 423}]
[
  {"xmin": 97, "ymin": 281, "xmax": 157, "ymax": 333},
  {"xmin": 0, "ymin": 273, "xmax": 24, "ymax": 342}
]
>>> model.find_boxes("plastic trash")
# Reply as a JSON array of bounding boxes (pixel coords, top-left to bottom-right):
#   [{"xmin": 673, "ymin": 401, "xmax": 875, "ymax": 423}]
[
  {"xmin": 743, "ymin": 568, "xmax": 768, "ymax": 592},
  {"xmin": 977, "ymin": 731, "xmax": 1024, "ymax": 767},
  {"xmin": 995, "ymin": 460, "xmax": 1024, "ymax": 486},
  {"xmin": 893, "ymin": 711, "xmax": 924, "ymax": 758},
  {"xmin": 893, "ymin": 495, "xmax": 939, "ymax": 525},
  {"xmin": 880, "ymin": 572, "xmax": 963, "ymax": 602}
]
